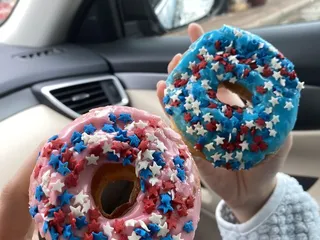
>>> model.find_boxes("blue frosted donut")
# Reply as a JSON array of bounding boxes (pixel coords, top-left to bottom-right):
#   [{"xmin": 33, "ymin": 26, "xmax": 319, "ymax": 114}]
[{"xmin": 163, "ymin": 25, "xmax": 304, "ymax": 170}]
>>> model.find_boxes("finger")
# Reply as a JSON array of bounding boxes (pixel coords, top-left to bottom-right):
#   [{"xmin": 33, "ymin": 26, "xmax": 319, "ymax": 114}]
[
  {"xmin": 157, "ymin": 80, "xmax": 166, "ymax": 109},
  {"xmin": 0, "ymin": 142, "xmax": 44, "ymax": 240},
  {"xmin": 188, "ymin": 23, "xmax": 205, "ymax": 43},
  {"xmin": 167, "ymin": 53, "xmax": 182, "ymax": 74}
]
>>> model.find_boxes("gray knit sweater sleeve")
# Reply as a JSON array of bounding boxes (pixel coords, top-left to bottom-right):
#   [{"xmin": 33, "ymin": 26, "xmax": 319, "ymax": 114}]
[{"xmin": 215, "ymin": 173, "xmax": 320, "ymax": 239}]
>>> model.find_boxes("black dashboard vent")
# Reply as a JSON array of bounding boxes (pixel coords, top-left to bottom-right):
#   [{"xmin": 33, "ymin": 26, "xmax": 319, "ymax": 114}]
[
  {"xmin": 42, "ymin": 76, "xmax": 129, "ymax": 118},
  {"xmin": 14, "ymin": 48, "xmax": 63, "ymax": 60}
]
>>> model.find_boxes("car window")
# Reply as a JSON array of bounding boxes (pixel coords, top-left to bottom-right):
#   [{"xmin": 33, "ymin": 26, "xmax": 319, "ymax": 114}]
[
  {"xmin": 150, "ymin": 0, "xmax": 319, "ymax": 35},
  {"xmin": 0, "ymin": 0, "xmax": 18, "ymax": 26}
]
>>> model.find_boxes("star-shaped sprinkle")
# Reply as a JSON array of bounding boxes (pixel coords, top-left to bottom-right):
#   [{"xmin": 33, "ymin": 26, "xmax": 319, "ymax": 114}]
[
  {"xmin": 199, "ymin": 46, "xmax": 207, "ymax": 55},
  {"xmin": 188, "ymin": 61, "xmax": 196, "ymax": 70},
  {"xmin": 229, "ymin": 77, "xmax": 237, "ymax": 84},
  {"xmin": 156, "ymin": 141, "xmax": 167, "ymax": 152},
  {"xmin": 228, "ymin": 55, "xmax": 239, "ymax": 64},
  {"xmin": 216, "ymin": 123, "xmax": 223, "ymax": 131},
  {"xmin": 273, "ymin": 71, "xmax": 281, "ymax": 80},
  {"xmin": 146, "ymin": 133, "xmax": 158, "ymax": 142},
  {"xmin": 150, "ymin": 162, "xmax": 161, "ymax": 176},
  {"xmin": 135, "ymin": 120, "xmax": 148, "ymax": 129},
  {"xmin": 264, "ymin": 107, "xmax": 273, "ymax": 114},
  {"xmin": 102, "ymin": 124, "xmax": 115, "ymax": 133},
  {"xmin": 297, "ymin": 81, "xmax": 305, "ymax": 91},
  {"xmin": 272, "ymin": 115, "xmax": 280, "ymax": 124},
  {"xmin": 196, "ymin": 126, "xmax": 207, "ymax": 136},
  {"xmin": 205, "ymin": 142, "xmax": 215, "ymax": 151},
  {"xmin": 73, "ymin": 190, "xmax": 89, "ymax": 205},
  {"xmin": 256, "ymin": 65, "xmax": 264, "ymax": 73},
  {"xmin": 157, "ymin": 222, "xmax": 170, "ymax": 237},
  {"xmin": 49, "ymin": 154, "xmax": 61, "ymax": 169},
  {"xmin": 280, "ymin": 79, "xmax": 286, "ymax": 86},
  {"xmin": 264, "ymin": 81, "xmax": 273, "ymax": 91},
  {"xmin": 186, "ymin": 126, "xmax": 195, "ymax": 135},
  {"xmin": 128, "ymin": 231, "xmax": 141, "ymax": 240},
  {"xmin": 181, "ymin": 72, "xmax": 189, "ymax": 80},
  {"xmin": 102, "ymin": 222, "xmax": 114, "ymax": 237},
  {"xmin": 129, "ymin": 134, "xmax": 141, "ymax": 148},
  {"xmin": 183, "ymin": 221, "xmax": 194, "ymax": 233},
  {"xmin": 269, "ymin": 129, "xmax": 277, "ymax": 137},
  {"xmin": 211, "ymin": 62, "xmax": 220, "ymax": 72},
  {"xmin": 82, "ymin": 201, "xmax": 91, "ymax": 214},
  {"xmin": 245, "ymin": 120, "xmax": 255, "ymax": 128},
  {"xmin": 51, "ymin": 179, "xmax": 65, "ymax": 193},
  {"xmin": 184, "ymin": 102, "xmax": 193, "ymax": 110},
  {"xmin": 224, "ymin": 153, "xmax": 233, "ymax": 162},
  {"xmin": 118, "ymin": 113, "xmax": 133, "ymax": 123},
  {"xmin": 102, "ymin": 142, "xmax": 113, "ymax": 153},
  {"xmin": 76, "ymin": 216, "xmax": 88, "ymax": 229},
  {"xmin": 149, "ymin": 177, "xmax": 160, "ymax": 186},
  {"xmin": 70, "ymin": 205, "xmax": 84, "ymax": 218},
  {"xmin": 74, "ymin": 141, "xmax": 87, "ymax": 153},
  {"xmin": 149, "ymin": 213, "xmax": 162, "ymax": 224},
  {"xmin": 214, "ymin": 136, "xmax": 225, "ymax": 145},
  {"xmin": 125, "ymin": 219, "xmax": 137, "ymax": 227},
  {"xmin": 211, "ymin": 153, "xmax": 221, "ymax": 162},
  {"xmin": 143, "ymin": 149, "xmax": 155, "ymax": 160},
  {"xmin": 138, "ymin": 220, "xmax": 150, "ymax": 232},
  {"xmin": 92, "ymin": 232, "xmax": 108, "ymax": 240},
  {"xmin": 239, "ymin": 141, "xmax": 249, "ymax": 151},
  {"xmin": 173, "ymin": 233, "xmax": 183, "ymax": 240},
  {"xmin": 284, "ymin": 101, "xmax": 294, "ymax": 110},
  {"xmin": 86, "ymin": 154, "xmax": 99, "ymax": 165},
  {"xmin": 137, "ymin": 161, "xmax": 149, "ymax": 172},
  {"xmin": 201, "ymin": 80, "xmax": 211, "ymax": 90},
  {"xmin": 59, "ymin": 190, "xmax": 74, "ymax": 206},
  {"xmin": 83, "ymin": 124, "xmax": 96, "ymax": 135},
  {"xmin": 203, "ymin": 113, "xmax": 213, "ymax": 122},
  {"xmin": 265, "ymin": 121, "xmax": 273, "ymax": 129},
  {"xmin": 57, "ymin": 161, "xmax": 71, "ymax": 176},
  {"xmin": 29, "ymin": 206, "xmax": 38, "ymax": 218},
  {"xmin": 269, "ymin": 97, "xmax": 279, "ymax": 106},
  {"xmin": 235, "ymin": 152, "xmax": 243, "ymax": 160}
]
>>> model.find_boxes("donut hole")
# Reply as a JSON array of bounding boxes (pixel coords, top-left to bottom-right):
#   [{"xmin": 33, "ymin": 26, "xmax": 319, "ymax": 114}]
[
  {"xmin": 217, "ymin": 82, "xmax": 253, "ymax": 108},
  {"xmin": 91, "ymin": 164, "xmax": 140, "ymax": 219}
]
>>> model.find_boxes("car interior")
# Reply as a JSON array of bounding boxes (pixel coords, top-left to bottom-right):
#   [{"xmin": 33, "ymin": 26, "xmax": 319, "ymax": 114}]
[{"xmin": 0, "ymin": 0, "xmax": 319, "ymax": 239}]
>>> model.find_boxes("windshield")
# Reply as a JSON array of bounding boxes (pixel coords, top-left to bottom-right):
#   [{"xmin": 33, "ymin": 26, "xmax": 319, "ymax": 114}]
[{"xmin": 0, "ymin": 0, "xmax": 18, "ymax": 26}]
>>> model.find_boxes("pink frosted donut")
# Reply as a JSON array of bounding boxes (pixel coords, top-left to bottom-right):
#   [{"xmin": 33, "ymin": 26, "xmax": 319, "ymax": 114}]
[{"xmin": 29, "ymin": 106, "xmax": 201, "ymax": 240}]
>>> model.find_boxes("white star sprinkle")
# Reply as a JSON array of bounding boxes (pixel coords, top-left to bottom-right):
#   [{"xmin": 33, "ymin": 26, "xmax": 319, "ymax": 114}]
[
  {"xmin": 239, "ymin": 141, "xmax": 249, "ymax": 151},
  {"xmin": 284, "ymin": 101, "xmax": 294, "ymax": 110},
  {"xmin": 143, "ymin": 149, "xmax": 155, "ymax": 160},
  {"xmin": 297, "ymin": 81, "xmax": 305, "ymax": 91},
  {"xmin": 258, "ymin": 42, "xmax": 264, "ymax": 49},
  {"xmin": 184, "ymin": 102, "xmax": 193, "ymax": 110},
  {"xmin": 199, "ymin": 46, "xmax": 207, "ymax": 55},
  {"xmin": 273, "ymin": 71, "xmax": 281, "ymax": 80},
  {"xmin": 272, "ymin": 115, "xmax": 280, "ymax": 124},
  {"xmin": 229, "ymin": 77, "xmax": 237, "ymax": 84},
  {"xmin": 269, "ymin": 97, "xmax": 279, "ymax": 106},
  {"xmin": 156, "ymin": 141, "xmax": 167, "ymax": 152},
  {"xmin": 201, "ymin": 80, "xmax": 212, "ymax": 90},
  {"xmin": 274, "ymin": 91, "xmax": 283, "ymax": 97},
  {"xmin": 221, "ymin": 105, "xmax": 228, "ymax": 113},
  {"xmin": 192, "ymin": 100, "xmax": 201, "ymax": 109},
  {"xmin": 146, "ymin": 133, "xmax": 158, "ymax": 142},
  {"xmin": 245, "ymin": 120, "xmax": 255, "ymax": 128},
  {"xmin": 205, "ymin": 54, "xmax": 214, "ymax": 61},
  {"xmin": 73, "ymin": 190, "xmax": 89, "ymax": 205},
  {"xmin": 205, "ymin": 142, "xmax": 215, "ymax": 151},
  {"xmin": 211, "ymin": 153, "xmax": 222, "ymax": 162},
  {"xmin": 216, "ymin": 123, "xmax": 223, "ymax": 131},
  {"xmin": 225, "ymin": 41, "xmax": 233, "ymax": 52},
  {"xmin": 217, "ymin": 74, "xmax": 224, "ymax": 81},
  {"xmin": 86, "ymin": 154, "xmax": 99, "ymax": 165},
  {"xmin": 82, "ymin": 200, "xmax": 90, "ymax": 214},
  {"xmin": 81, "ymin": 132, "xmax": 90, "ymax": 145},
  {"xmin": 181, "ymin": 72, "xmax": 189, "ymax": 80},
  {"xmin": 150, "ymin": 162, "xmax": 161, "ymax": 176},
  {"xmin": 149, "ymin": 213, "xmax": 162, "ymax": 224},
  {"xmin": 188, "ymin": 61, "xmax": 196, "ymax": 70},
  {"xmin": 170, "ymin": 94, "xmax": 180, "ymax": 102},
  {"xmin": 235, "ymin": 152, "xmax": 243, "ymax": 160},
  {"xmin": 224, "ymin": 153, "xmax": 233, "ymax": 162},
  {"xmin": 197, "ymin": 127, "xmax": 207, "ymax": 136},
  {"xmin": 265, "ymin": 121, "xmax": 273, "ymax": 129},
  {"xmin": 202, "ymin": 113, "xmax": 212, "ymax": 122},
  {"xmin": 41, "ymin": 170, "xmax": 51, "ymax": 186},
  {"xmin": 149, "ymin": 177, "xmax": 160, "ymax": 186},
  {"xmin": 264, "ymin": 81, "xmax": 274, "ymax": 91},
  {"xmin": 70, "ymin": 205, "xmax": 84, "ymax": 218},
  {"xmin": 167, "ymin": 169, "xmax": 178, "ymax": 182},
  {"xmin": 186, "ymin": 126, "xmax": 195, "ymax": 135},
  {"xmin": 102, "ymin": 142, "xmax": 113, "ymax": 153},
  {"xmin": 138, "ymin": 220, "xmax": 150, "ymax": 232},
  {"xmin": 211, "ymin": 62, "xmax": 220, "ymax": 72},
  {"xmin": 214, "ymin": 136, "xmax": 225, "ymax": 145},
  {"xmin": 172, "ymin": 233, "xmax": 183, "ymax": 240},
  {"xmin": 185, "ymin": 95, "xmax": 194, "ymax": 103},
  {"xmin": 103, "ymin": 222, "xmax": 114, "ymax": 237},
  {"xmin": 138, "ymin": 161, "xmax": 149, "ymax": 171},
  {"xmin": 157, "ymin": 222, "xmax": 169, "ymax": 237},
  {"xmin": 246, "ymin": 108, "xmax": 254, "ymax": 115},
  {"xmin": 193, "ymin": 108, "xmax": 201, "ymax": 116},
  {"xmin": 256, "ymin": 65, "xmax": 264, "ymax": 73},
  {"xmin": 51, "ymin": 179, "xmax": 65, "ymax": 193},
  {"xmin": 228, "ymin": 55, "xmax": 239, "ymax": 64},
  {"xmin": 128, "ymin": 231, "xmax": 141, "ymax": 240},
  {"xmin": 264, "ymin": 107, "xmax": 273, "ymax": 114},
  {"xmin": 280, "ymin": 79, "xmax": 286, "ymax": 87},
  {"xmin": 269, "ymin": 129, "xmax": 277, "ymax": 137},
  {"xmin": 190, "ymin": 75, "xmax": 197, "ymax": 82},
  {"xmin": 125, "ymin": 219, "xmax": 137, "ymax": 227}
]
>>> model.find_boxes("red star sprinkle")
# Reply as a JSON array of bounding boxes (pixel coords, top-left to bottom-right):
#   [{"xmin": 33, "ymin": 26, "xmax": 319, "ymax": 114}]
[
  {"xmin": 243, "ymin": 68, "xmax": 250, "ymax": 78},
  {"xmin": 179, "ymin": 148, "xmax": 189, "ymax": 159},
  {"xmin": 88, "ymin": 209, "xmax": 101, "ymax": 221},
  {"xmin": 143, "ymin": 198, "xmax": 156, "ymax": 214},
  {"xmin": 84, "ymin": 233, "xmax": 94, "ymax": 240},
  {"xmin": 174, "ymin": 79, "xmax": 188, "ymax": 88},
  {"xmin": 250, "ymin": 128, "xmax": 257, "ymax": 136},
  {"xmin": 62, "ymin": 149, "xmax": 73, "ymax": 163},
  {"xmin": 114, "ymin": 219, "xmax": 125, "ymax": 233},
  {"xmin": 225, "ymin": 64, "xmax": 234, "ymax": 72},
  {"xmin": 194, "ymin": 72, "xmax": 201, "ymax": 80},
  {"xmin": 186, "ymin": 196, "xmax": 195, "ymax": 209},
  {"xmin": 259, "ymin": 141, "xmax": 268, "ymax": 151},
  {"xmin": 166, "ymin": 215, "xmax": 178, "ymax": 230},
  {"xmin": 149, "ymin": 118, "xmax": 159, "ymax": 128},
  {"xmin": 198, "ymin": 61, "xmax": 207, "ymax": 69},
  {"xmin": 172, "ymin": 193, "xmax": 184, "ymax": 206},
  {"xmin": 207, "ymin": 90, "xmax": 216, "ymax": 99},
  {"xmin": 223, "ymin": 52, "xmax": 230, "ymax": 58},
  {"xmin": 68, "ymin": 213, "xmax": 76, "ymax": 228},
  {"xmin": 163, "ymin": 181, "xmax": 175, "ymax": 192},
  {"xmin": 230, "ymin": 48, "xmax": 236, "ymax": 55},
  {"xmin": 53, "ymin": 209, "xmax": 65, "ymax": 225},
  {"xmin": 240, "ymin": 125, "xmax": 249, "ymax": 135},
  {"xmin": 176, "ymin": 204, "xmax": 188, "ymax": 217},
  {"xmin": 197, "ymin": 54, "xmax": 204, "ymax": 61},
  {"xmin": 215, "ymin": 40, "xmax": 221, "ymax": 50},
  {"xmin": 51, "ymin": 223, "xmax": 63, "ymax": 234},
  {"xmin": 74, "ymin": 159, "xmax": 85, "ymax": 175},
  {"xmin": 42, "ymin": 144, "xmax": 52, "ymax": 158},
  {"xmin": 250, "ymin": 143, "xmax": 260, "ymax": 152},
  {"xmin": 64, "ymin": 172, "xmax": 78, "ymax": 188},
  {"xmin": 138, "ymin": 140, "xmax": 149, "ymax": 152},
  {"xmin": 206, "ymin": 121, "xmax": 217, "ymax": 132},
  {"xmin": 255, "ymin": 118, "xmax": 265, "ymax": 127},
  {"xmin": 51, "ymin": 139, "xmax": 64, "ymax": 150},
  {"xmin": 256, "ymin": 86, "xmax": 266, "ymax": 94},
  {"xmin": 253, "ymin": 136, "xmax": 263, "ymax": 144},
  {"xmin": 34, "ymin": 164, "xmax": 42, "ymax": 178},
  {"xmin": 262, "ymin": 66, "xmax": 273, "ymax": 77},
  {"xmin": 134, "ymin": 128, "xmax": 145, "ymax": 138},
  {"xmin": 208, "ymin": 102, "xmax": 218, "ymax": 109},
  {"xmin": 148, "ymin": 185, "xmax": 160, "ymax": 199},
  {"xmin": 194, "ymin": 143, "xmax": 203, "ymax": 151},
  {"xmin": 87, "ymin": 219, "xmax": 100, "ymax": 233},
  {"xmin": 289, "ymin": 71, "xmax": 297, "ymax": 80},
  {"xmin": 184, "ymin": 113, "xmax": 192, "ymax": 122},
  {"xmin": 89, "ymin": 144, "xmax": 103, "ymax": 156},
  {"xmin": 171, "ymin": 100, "xmax": 180, "ymax": 107},
  {"xmin": 192, "ymin": 65, "xmax": 199, "ymax": 74},
  {"xmin": 214, "ymin": 55, "xmax": 223, "ymax": 61},
  {"xmin": 112, "ymin": 141, "xmax": 125, "ymax": 153},
  {"xmin": 280, "ymin": 67, "xmax": 288, "ymax": 76}
]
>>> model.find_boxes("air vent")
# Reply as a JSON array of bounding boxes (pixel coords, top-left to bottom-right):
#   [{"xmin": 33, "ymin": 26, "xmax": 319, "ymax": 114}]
[
  {"xmin": 14, "ymin": 48, "xmax": 63, "ymax": 60},
  {"xmin": 41, "ymin": 76, "xmax": 129, "ymax": 119}
]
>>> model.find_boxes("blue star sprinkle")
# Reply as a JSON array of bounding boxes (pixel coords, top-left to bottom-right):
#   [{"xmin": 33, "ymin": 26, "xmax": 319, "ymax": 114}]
[
  {"xmin": 107, "ymin": 152, "xmax": 119, "ymax": 161},
  {"xmin": 118, "ymin": 113, "xmax": 133, "ymax": 123},
  {"xmin": 140, "ymin": 179, "xmax": 146, "ymax": 193},
  {"xmin": 128, "ymin": 134, "xmax": 141, "ymax": 147},
  {"xmin": 122, "ymin": 156, "xmax": 132, "ymax": 166},
  {"xmin": 114, "ymin": 134, "xmax": 128, "ymax": 142},
  {"xmin": 158, "ymin": 193, "xmax": 173, "ymax": 213},
  {"xmin": 35, "ymin": 185, "xmax": 44, "ymax": 201},
  {"xmin": 71, "ymin": 131, "xmax": 82, "ymax": 145},
  {"xmin": 84, "ymin": 124, "xmax": 97, "ymax": 134},
  {"xmin": 48, "ymin": 135, "xmax": 58, "ymax": 142},
  {"xmin": 47, "ymin": 207, "xmax": 60, "ymax": 217},
  {"xmin": 48, "ymin": 154, "xmax": 61, "ymax": 169},
  {"xmin": 50, "ymin": 227, "xmax": 59, "ymax": 240},
  {"xmin": 76, "ymin": 216, "xmax": 88, "ymax": 229},
  {"xmin": 57, "ymin": 161, "xmax": 71, "ymax": 176},
  {"xmin": 58, "ymin": 190, "xmax": 74, "ymax": 206},
  {"xmin": 183, "ymin": 221, "xmax": 194, "ymax": 233},
  {"xmin": 43, "ymin": 221, "xmax": 49, "ymax": 233},
  {"xmin": 140, "ymin": 168, "xmax": 152, "ymax": 180},
  {"xmin": 92, "ymin": 232, "xmax": 108, "ymax": 240},
  {"xmin": 148, "ymin": 223, "xmax": 160, "ymax": 234},
  {"xmin": 163, "ymin": 95, "xmax": 170, "ymax": 104},
  {"xmin": 61, "ymin": 143, "xmax": 68, "ymax": 153},
  {"xmin": 63, "ymin": 224, "xmax": 72, "ymax": 239},
  {"xmin": 160, "ymin": 234, "xmax": 173, "ymax": 240},
  {"xmin": 109, "ymin": 113, "xmax": 117, "ymax": 122},
  {"xmin": 74, "ymin": 141, "xmax": 87, "ymax": 153},
  {"xmin": 153, "ymin": 151, "xmax": 166, "ymax": 167},
  {"xmin": 173, "ymin": 156, "xmax": 184, "ymax": 168},
  {"xmin": 177, "ymin": 168, "xmax": 186, "ymax": 182},
  {"xmin": 102, "ymin": 124, "xmax": 115, "ymax": 133},
  {"xmin": 134, "ymin": 228, "xmax": 151, "ymax": 239},
  {"xmin": 29, "ymin": 206, "xmax": 38, "ymax": 218}
]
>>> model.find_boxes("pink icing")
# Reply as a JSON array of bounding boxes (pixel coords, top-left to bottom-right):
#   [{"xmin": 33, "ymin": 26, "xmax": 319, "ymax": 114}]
[{"xmin": 29, "ymin": 106, "xmax": 201, "ymax": 240}]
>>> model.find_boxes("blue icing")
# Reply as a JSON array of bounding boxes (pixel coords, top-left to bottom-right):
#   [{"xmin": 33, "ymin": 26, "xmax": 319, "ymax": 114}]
[{"xmin": 164, "ymin": 25, "xmax": 301, "ymax": 170}]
